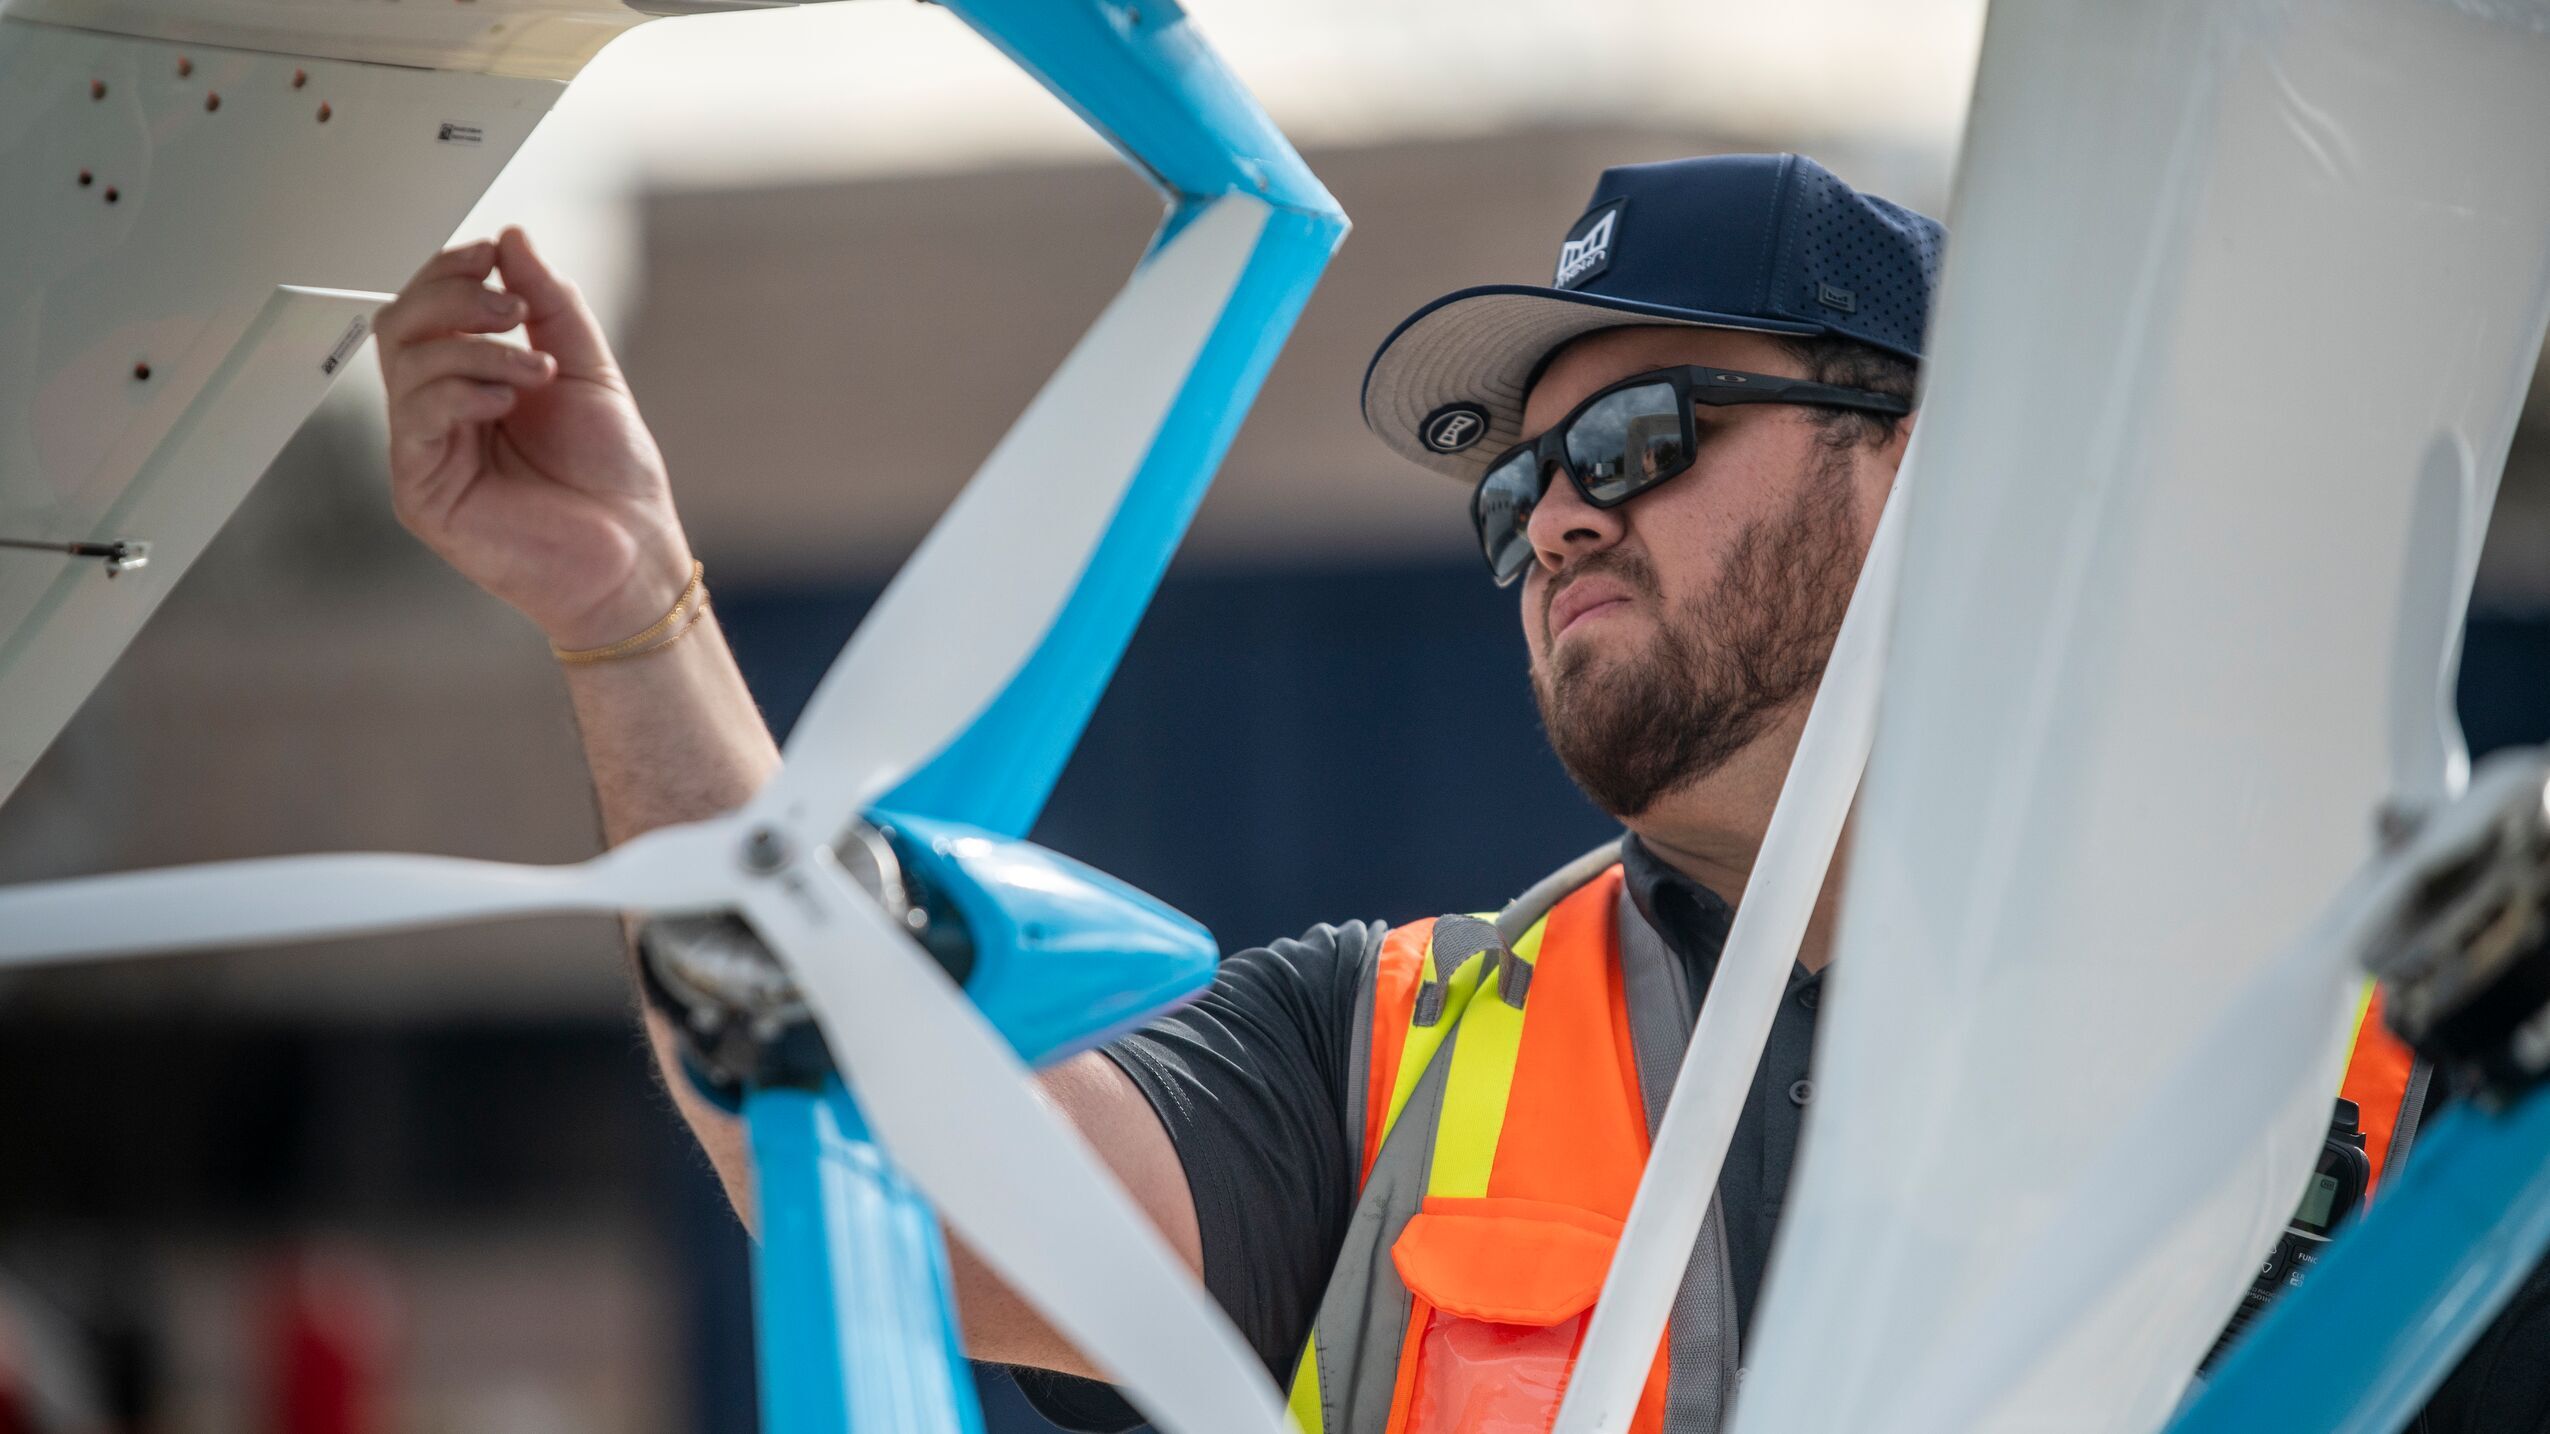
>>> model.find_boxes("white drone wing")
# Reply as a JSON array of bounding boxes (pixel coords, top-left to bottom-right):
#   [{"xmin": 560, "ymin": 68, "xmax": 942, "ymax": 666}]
[
  {"xmin": 1717, "ymin": 3, "xmax": 2550, "ymax": 1432},
  {"xmin": 0, "ymin": 0, "xmax": 746, "ymax": 801}
]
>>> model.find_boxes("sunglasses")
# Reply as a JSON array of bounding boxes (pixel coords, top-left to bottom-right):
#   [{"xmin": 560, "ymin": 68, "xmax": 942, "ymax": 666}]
[{"xmin": 1470, "ymin": 364, "xmax": 1913, "ymax": 586}]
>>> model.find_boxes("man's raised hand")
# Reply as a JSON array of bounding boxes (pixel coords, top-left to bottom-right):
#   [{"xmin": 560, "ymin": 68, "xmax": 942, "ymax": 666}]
[{"xmin": 376, "ymin": 227, "xmax": 695, "ymax": 650}]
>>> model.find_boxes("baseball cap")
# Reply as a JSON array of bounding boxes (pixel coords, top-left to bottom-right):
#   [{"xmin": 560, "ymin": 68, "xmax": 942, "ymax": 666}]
[{"xmin": 1362, "ymin": 153, "xmax": 1944, "ymax": 482}]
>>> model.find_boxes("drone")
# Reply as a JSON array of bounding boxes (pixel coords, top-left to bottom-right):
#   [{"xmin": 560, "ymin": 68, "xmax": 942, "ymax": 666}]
[{"xmin": 2, "ymin": 0, "xmax": 2548, "ymax": 1431}]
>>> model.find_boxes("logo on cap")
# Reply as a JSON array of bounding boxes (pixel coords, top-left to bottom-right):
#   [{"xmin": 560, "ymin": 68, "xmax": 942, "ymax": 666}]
[
  {"xmin": 1419, "ymin": 402, "xmax": 1491, "ymax": 455},
  {"xmin": 1554, "ymin": 200, "xmax": 1625, "ymax": 289}
]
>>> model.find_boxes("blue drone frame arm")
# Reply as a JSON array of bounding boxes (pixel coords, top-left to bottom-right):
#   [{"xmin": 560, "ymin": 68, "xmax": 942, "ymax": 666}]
[
  {"xmin": 752, "ymin": 1080, "xmax": 986, "ymax": 1434},
  {"xmin": 746, "ymin": 6, "xmax": 1345, "ymax": 1433},
  {"xmin": 879, "ymin": 0, "xmax": 1347, "ymax": 839}
]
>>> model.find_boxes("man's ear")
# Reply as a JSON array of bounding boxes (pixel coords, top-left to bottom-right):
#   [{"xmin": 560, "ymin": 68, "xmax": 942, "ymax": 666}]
[
  {"xmin": 1886, "ymin": 408, "xmax": 1917, "ymax": 466},
  {"xmin": 1871, "ymin": 408, "xmax": 1917, "ymax": 495}
]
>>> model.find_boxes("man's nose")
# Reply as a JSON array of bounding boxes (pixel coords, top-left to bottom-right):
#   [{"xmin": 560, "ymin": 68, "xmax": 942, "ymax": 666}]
[{"xmin": 1523, "ymin": 462, "xmax": 1625, "ymax": 574}]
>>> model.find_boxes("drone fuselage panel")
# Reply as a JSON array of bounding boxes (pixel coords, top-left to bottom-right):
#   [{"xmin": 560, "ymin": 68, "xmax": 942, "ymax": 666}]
[
  {"xmin": 0, "ymin": 9, "xmax": 588, "ymax": 800},
  {"xmin": 6, "ymin": 0, "xmax": 672, "ymax": 81}
]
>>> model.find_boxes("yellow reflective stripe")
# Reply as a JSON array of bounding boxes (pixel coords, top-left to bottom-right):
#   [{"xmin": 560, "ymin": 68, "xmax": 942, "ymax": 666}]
[
  {"xmin": 1425, "ymin": 918, "xmax": 1547, "ymax": 1198},
  {"xmin": 2347, "ymin": 979, "xmax": 2376, "ymax": 1058},
  {"xmin": 1379, "ymin": 942, "xmax": 1486, "ymax": 1145},
  {"xmin": 1285, "ymin": 1338, "xmax": 1323, "ymax": 1434}
]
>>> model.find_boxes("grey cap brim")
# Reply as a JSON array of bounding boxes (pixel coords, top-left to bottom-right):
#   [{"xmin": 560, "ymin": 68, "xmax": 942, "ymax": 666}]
[{"xmin": 1361, "ymin": 284, "xmax": 1824, "ymax": 483}]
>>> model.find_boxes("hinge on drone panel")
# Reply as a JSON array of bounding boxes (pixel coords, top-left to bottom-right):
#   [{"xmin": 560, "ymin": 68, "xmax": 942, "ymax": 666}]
[
  {"xmin": 2366, "ymin": 749, "xmax": 2550, "ymax": 1107},
  {"xmin": 0, "ymin": 535, "xmax": 150, "ymax": 577},
  {"xmin": 637, "ymin": 822, "xmax": 975, "ymax": 1109}
]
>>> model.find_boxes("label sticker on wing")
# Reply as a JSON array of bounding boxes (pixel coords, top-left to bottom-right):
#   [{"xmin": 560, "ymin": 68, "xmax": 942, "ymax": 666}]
[
  {"xmin": 321, "ymin": 317, "xmax": 368, "ymax": 375},
  {"xmin": 437, "ymin": 122, "xmax": 485, "ymax": 145}
]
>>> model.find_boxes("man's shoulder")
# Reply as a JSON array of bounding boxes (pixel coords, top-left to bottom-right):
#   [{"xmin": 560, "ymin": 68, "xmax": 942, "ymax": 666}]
[
  {"xmin": 1217, "ymin": 918, "xmax": 1391, "ymax": 1008},
  {"xmin": 1251, "ymin": 916, "xmax": 1393, "ymax": 963}
]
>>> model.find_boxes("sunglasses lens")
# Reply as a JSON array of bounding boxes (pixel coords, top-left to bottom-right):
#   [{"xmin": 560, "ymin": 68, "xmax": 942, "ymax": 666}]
[
  {"xmin": 1562, "ymin": 380, "xmax": 1690, "ymax": 503},
  {"xmin": 1474, "ymin": 450, "xmax": 1544, "ymax": 584}
]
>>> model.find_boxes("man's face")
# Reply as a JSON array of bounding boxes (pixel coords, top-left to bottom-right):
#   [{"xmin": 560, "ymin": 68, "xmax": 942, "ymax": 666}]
[{"xmin": 1519, "ymin": 325, "xmax": 1897, "ymax": 819}]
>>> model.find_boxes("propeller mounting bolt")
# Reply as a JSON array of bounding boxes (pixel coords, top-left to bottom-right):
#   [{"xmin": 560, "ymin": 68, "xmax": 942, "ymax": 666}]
[{"xmin": 741, "ymin": 827, "xmax": 791, "ymax": 874}]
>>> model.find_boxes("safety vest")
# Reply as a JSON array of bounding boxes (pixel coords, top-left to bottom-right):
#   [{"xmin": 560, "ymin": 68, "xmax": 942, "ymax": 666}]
[{"xmin": 1281, "ymin": 845, "xmax": 2423, "ymax": 1434}]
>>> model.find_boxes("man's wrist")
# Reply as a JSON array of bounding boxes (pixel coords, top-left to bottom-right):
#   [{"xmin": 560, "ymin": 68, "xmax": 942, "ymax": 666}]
[
  {"xmin": 541, "ymin": 539, "xmax": 699, "ymax": 652},
  {"xmin": 553, "ymin": 561, "xmax": 708, "ymax": 665}
]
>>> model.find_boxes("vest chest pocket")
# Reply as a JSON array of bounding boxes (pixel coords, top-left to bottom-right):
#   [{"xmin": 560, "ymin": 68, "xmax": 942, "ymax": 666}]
[{"xmin": 1388, "ymin": 1196, "xmax": 1624, "ymax": 1434}]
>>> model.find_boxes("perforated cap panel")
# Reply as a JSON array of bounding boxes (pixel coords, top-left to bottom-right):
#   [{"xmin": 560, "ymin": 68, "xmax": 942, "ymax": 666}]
[{"xmin": 1774, "ymin": 159, "xmax": 1944, "ymax": 361}]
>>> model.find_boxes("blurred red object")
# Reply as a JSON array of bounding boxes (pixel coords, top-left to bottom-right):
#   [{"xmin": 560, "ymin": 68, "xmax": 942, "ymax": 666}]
[
  {"xmin": 268, "ymin": 1245, "xmax": 398, "ymax": 1434},
  {"xmin": 0, "ymin": 1293, "xmax": 38, "ymax": 1434}
]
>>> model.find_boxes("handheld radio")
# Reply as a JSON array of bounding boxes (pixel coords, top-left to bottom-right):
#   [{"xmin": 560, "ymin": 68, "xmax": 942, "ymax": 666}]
[{"xmin": 2201, "ymin": 1097, "xmax": 2373, "ymax": 1368}]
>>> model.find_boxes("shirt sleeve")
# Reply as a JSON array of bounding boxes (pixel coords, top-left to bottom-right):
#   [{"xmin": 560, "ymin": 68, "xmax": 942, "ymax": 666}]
[{"xmin": 1011, "ymin": 919, "xmax": 1383, "ymax": 1432}]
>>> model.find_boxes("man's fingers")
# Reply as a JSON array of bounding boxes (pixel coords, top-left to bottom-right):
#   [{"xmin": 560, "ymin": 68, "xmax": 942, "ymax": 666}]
[
  {"xmin": 389, "ymin": 335, "xmax": 557, "ymax": 396},
  {"xmin": 377, "ymin": 274, "xmax": 529, "ymax": 351},
  {"xmin": 389, "ymin": 374, "xmax": 517, "ymax": 455},
  {"xmin": 401, "ymin": 238, "xmax": 497, "ymax": 295},
  {"xmin": 493, "ymin": 227, "xmax": 615, "ymax": 379},
  {"xmin": 377, "ymin": 239, "xmax": 499, "ymax": 344}
]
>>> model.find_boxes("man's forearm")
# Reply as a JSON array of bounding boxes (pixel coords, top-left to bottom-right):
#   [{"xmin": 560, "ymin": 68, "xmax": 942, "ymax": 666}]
[
  {"xmin": 561, "ymin": 609, "xmax": 779, "ymax": 1216},
  {"xmin": 561, "ymin": 609, "xmax": 779, "ymax": 847}
]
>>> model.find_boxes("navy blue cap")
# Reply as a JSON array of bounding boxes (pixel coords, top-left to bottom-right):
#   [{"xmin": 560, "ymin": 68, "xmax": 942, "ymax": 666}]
[{"xmin": 1363, "ymin": 153, "xmax": 1944, "ymax": 481}]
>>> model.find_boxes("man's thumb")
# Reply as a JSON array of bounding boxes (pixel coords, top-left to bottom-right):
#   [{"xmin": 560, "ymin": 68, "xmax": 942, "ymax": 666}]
[{"xmin": 494, "ymin": 226, "xmax": 615, "ymax": 380}]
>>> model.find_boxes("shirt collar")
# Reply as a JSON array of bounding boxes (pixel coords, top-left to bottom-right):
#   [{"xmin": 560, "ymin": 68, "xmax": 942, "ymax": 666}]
[
  {"xmin": 1620, "ymin": 832, "xmax": 1733, "ymax": 976},
  {"xmin": 1617, "ymin": 833, "xmax": 1824, "ymax": 1002}
]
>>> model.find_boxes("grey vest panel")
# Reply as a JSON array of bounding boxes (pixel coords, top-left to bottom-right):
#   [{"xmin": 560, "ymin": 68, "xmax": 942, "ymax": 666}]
[
  {"xmin": 1618, "ymin": 886, "xmax": 1740, "ymax": 1434},
  {"xmin": 1311, "ymin": 1021, "xmax": 1463, "ymax": 1434},
  {"xmin": 1343, "ymin": 941, "xmax": 1379, "ymax": 1179}
]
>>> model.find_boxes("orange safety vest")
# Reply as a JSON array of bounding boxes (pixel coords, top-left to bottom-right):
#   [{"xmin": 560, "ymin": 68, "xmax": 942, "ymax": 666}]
[{"xmin": 1282, "ymin": 849, "xmax": 2422, "ymax": 1434}]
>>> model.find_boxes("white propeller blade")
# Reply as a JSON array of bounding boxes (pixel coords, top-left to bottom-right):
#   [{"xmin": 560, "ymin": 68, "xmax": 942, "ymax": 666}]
[
  {"xmin": 753, "ymin": 195, "xmax": 1271, "ymax": 842},
  {"xmin": 1551, "ymin": 473, "xmax": 1910, "ymax": 1434},
  {"xmin": 739, "ymin": 846, "xmax": 1288, "ymax": 1434},
  {"xmin": 1727, "ymin": 2, "xmax": 2550, "ymax": 1427},
  {"xmin": 0, "ymin": 819, "xmax": 733, "ymax": 969},
  {"xmin": 1885, "ymin": 880, "xmax": 2377, "ymax": 1434},
  {"xmin": 1887, "ymin": 752, "xmax": 2545, "ymax": 1434}
]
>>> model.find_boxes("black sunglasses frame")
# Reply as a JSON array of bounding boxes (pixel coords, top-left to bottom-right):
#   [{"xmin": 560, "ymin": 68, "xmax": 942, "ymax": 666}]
[{"xmin": 1470, "ymin": 364, "xmax": 1914, "ymax": 586}]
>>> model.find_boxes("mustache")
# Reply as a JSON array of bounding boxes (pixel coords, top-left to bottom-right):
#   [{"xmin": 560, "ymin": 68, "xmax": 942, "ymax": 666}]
[{"xmin": 1542, "ymin": 549, "xmax": 1659, "ymax": 638}]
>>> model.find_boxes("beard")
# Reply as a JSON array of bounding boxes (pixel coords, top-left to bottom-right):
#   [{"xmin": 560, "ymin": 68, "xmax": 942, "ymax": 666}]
[{"xmin": 1532, "ymin": 456, "xmax": 1862, "ymax": 819}]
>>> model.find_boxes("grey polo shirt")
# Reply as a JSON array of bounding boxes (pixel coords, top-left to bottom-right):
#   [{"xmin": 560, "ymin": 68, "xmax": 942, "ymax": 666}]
[{"xmin": 1016, "ymin": 835, "xmax": 1822, "ymax": 1432}]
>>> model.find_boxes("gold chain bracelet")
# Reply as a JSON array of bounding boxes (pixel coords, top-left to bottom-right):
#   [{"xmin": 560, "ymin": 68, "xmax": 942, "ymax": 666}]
[{"xmin": 551, "ymin": 561, "xmax": 708, "ymax": 665}]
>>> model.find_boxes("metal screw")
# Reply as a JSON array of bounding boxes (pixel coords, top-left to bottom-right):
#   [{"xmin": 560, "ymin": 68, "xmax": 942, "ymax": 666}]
[
  {"xmin": 741, "ymin": 827, "xmax": 790, "ymax": 874},
  {"xmin": 2376, "ymin": 800, "xmax": 2428, "ymax": 853}
]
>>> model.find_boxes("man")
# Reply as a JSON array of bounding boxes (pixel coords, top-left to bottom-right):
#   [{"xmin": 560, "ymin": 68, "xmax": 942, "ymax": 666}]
[{"xmin": 371, "ymin": 155, "xmax": 2540, "ymax": 1432}]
